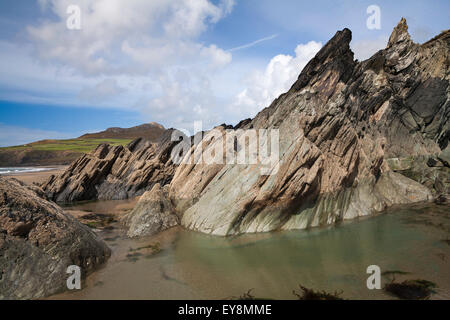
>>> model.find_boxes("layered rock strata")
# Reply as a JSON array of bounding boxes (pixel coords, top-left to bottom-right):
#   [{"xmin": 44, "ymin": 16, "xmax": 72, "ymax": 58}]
[{"xmin": 42, "ymin": 19, "xmax": 449, "ymax": 236}]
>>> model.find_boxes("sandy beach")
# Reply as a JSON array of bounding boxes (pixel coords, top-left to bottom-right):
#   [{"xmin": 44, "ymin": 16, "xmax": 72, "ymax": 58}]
[{"xmin": 2, "ymin": 165, "xmax": 68, "ymax": 185}]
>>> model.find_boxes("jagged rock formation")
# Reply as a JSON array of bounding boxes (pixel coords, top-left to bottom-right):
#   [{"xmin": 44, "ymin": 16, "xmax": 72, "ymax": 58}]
[
  {"xmin": 170, "ymin": 19, "xmax": 447, "ymax": 235},
  {"xmin": 42, "ymin": 130, "xmax": 179, "ymax": 202},
  {"xmin": 42, "ymin": 19, "xmax": 448, "ymax": 236},
  {"xmin": 0, "ymin": 177, "xmax": 110, "ymax": 299}
]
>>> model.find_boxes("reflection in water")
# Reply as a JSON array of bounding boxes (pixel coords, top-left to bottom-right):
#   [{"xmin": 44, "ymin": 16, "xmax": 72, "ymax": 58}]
[{"xmin": 51, "ymin": 202, "xmax": 450, "ymax": 300}]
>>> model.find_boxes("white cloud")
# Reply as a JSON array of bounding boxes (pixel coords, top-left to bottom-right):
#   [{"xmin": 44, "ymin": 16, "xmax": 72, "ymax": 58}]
[
  {"xmin": 136, "ymin": 69, "xmax": 222, "ymax": 131},
  {"xmin": 27, "ymin": 0, "xmax": 235, "ymax": 76},
  {"xmin": 3, "ymin": 1, "xmax": 325, "ymax": 136},
  {"xmin": 78, "ymin": 78, "xmax": 125, "ymax": 103},
  {"xmin": 230, "ymin": 41, "xmax": 322, "ymax": 119},
  {"xmin": 0, "ymin": 124, "xmax": 74, "ymax": 147},
  {"xmin": 201, "ymin": 45, "xmax": 232, "ymax": 68},
  {"xmin": 163, "ymin": 0, "xmax": 234, "ymax": 37},
  {"xmin": 17, "ymin": 0, "xmax": 237, "ymax": 131}
]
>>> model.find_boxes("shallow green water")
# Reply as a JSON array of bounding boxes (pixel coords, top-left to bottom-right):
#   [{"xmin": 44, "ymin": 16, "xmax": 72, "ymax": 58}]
[{"xmin": 52, "ymin": 202, "xmax": 450, "ymax": 300}]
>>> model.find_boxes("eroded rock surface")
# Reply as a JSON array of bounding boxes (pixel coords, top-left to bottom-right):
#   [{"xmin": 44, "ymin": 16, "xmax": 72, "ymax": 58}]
[
  {"xmin": 122, "ymin": 183, "xmax": 179, "ymax": 238},
  {"xmin": 42, "ymin": 19, "xmax": 449, "ymax": 237},
  {"xmin": 0, "ymin": 177, "xmax": 110, "ymax": 299},
  {"xmin": 387, "ymin": 156, "xmax": 450, "ymax": 204},
  {"xmin": 171, "ymin": 19, "xmax": 448, "ymax": 235}
]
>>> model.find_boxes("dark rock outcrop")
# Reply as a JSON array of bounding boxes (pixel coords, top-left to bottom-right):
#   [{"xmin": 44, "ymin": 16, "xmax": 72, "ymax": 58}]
[{"xmin": 0, "ymin": 177, "xmax": 110, "ymax": 299}]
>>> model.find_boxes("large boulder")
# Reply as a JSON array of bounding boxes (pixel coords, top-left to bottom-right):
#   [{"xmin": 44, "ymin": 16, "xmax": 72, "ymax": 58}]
[
  {"xmin": 122, "ymin": 183, "xmax": 179, "ymax": 238},
  {"xmin": 387, "ymin": 155, "xmax": 450, "ymax": 204},
  {"xmin": 0, "ymin": 177, "xmax": 110, "ymax": 299}
]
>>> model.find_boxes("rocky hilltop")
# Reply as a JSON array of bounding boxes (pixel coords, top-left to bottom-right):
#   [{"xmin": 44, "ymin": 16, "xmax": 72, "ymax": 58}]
[
  {"xmin": 0, "ymin": 177, "xmax": 110, "ymax": 299},
  {"xmin": 79, "ymin": 122, "xmax": 166, "ymax": 140},
  {"xmin": 42, "ymin": 19, "xmax": 449, "ymax": 237},
  {"xmin": 0, "ymin": 122, "xmax": 166, "ymax": 167}
]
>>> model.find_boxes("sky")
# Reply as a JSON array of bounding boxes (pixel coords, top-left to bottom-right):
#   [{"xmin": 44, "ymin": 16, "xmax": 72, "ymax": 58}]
[{"xmin": 0, "ymin": 0, "xmax": 448, "ymax": 146}]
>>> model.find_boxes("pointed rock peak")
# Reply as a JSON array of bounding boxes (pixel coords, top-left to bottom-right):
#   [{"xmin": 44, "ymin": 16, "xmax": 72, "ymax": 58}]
[
  {"xmin": 298, "ymin": 28, "xmax": 353, "ymax": 68},
  {"xmin": 302, "ymin": 27, "xmax": 354, "ymax": 65},
  {"xmin": 320, "ymin": 28, "xmax": 353, "ymax": 58},
  {"xmin": 387, "ymin": 17, "xmax": 411, "ymax": 47},
  {"xmin": 289, "ymin": 28, "xmax": 355, "ymax": 92}
]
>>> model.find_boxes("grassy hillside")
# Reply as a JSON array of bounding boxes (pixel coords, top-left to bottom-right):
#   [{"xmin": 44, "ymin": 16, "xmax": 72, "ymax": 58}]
[
  {"xmin": 0, "ymin": 122, "xmax": 166, "ymax": 167},
  {"xmin": 79, "ymin": 123, "xmax": 165, "ymax": 140},
  {"xmin": 3, "ymin": 138, "xmax": 133, "ymax": 153},
  {"xmin": 0, "ymin": 138, "xmax": 133, "ymax": 167}
]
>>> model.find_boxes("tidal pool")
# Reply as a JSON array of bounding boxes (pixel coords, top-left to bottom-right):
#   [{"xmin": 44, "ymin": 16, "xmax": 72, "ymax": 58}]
[{"xmin": 51, "ymin": 202, "xmax": 450, "ymax": 300}]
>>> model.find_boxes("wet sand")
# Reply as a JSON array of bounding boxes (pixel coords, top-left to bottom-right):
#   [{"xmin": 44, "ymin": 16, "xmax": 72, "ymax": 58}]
[
  {"xmin": 50, "ymin": 201, "xmax": 450, "ymax": 300},
  {"xmin": 3, "ymin": 165, "xmax": 67, "ymax": 185},
  {"xmin": 61, "ymin": 197, "xmax": 140, "ymax": 229}
]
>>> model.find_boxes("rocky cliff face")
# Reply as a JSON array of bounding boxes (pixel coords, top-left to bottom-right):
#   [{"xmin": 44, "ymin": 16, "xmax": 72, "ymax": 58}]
[
  {"xmin": 172, "ymin": 19, "xmax": 447, "ymax": 235},
  {"xmin": 0, "ymin": 177, "xmax": 110, "ymax": 299},
  {"xmin": 42, "ymin": 19, "xmax": 449, "ymax": 236}
]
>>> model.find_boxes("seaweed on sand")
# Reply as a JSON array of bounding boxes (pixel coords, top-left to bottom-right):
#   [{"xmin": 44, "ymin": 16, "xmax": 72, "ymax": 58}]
[
  {"xmin": 238, "ymin": 289, "xmax": 257, "ymax": 300},
  {"xmin": 384, "ymin": 279, "xmax": 437, "ymax": 300},
  {"xmin": 129, "ymin": 242, "xmax": 161, "ymax": 254},
  {"xmin": 381, "ymin": 270, "xmax": 438, "ymax": 299},
  {"xmin": 225, "ymin": 289, "xmax": 271, "ymax": 300},
  {"xmin": 292, "ymin": 285, "xmax": 344, "ymax": 300},
  {"xmin": 126, "ymin": 242, "xmax": 162, "ymax": 262},
  {"xmin": 81, "ymin": 213, "xmax": 117, "ymax": 229}
]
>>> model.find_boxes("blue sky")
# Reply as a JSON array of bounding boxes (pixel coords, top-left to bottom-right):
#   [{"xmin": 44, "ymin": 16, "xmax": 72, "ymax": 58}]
[{"xmin": 0, "ymin": 0, "xmax": 449, "ymax": 146}]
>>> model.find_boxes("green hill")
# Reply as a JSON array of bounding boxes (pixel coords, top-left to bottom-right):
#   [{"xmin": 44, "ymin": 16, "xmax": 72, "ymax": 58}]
[{"xmin": 0, "ymin": 123, "xmax": 166, "ymax": 166}]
